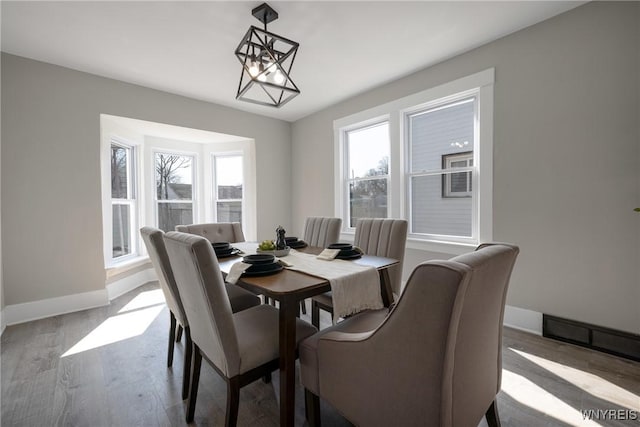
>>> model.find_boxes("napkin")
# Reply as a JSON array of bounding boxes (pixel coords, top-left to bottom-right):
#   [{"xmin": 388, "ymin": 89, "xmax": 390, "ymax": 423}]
[
  {"xmin": 226, "ymin": 261, "xmax": 251, "ymax": 285},
  {"xmin": 316, "ymin": 248, "xmax": 340, "ymax": 260},
  {"xmin": 278, "ymin": 258, "xmax": 294, "ymax": 267}
]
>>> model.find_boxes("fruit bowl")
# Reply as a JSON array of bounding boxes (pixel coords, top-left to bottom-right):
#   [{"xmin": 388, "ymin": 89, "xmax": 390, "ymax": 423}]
[{"xmin": 256, "ymin": 247, "xmax": 290, "ymax": 257}]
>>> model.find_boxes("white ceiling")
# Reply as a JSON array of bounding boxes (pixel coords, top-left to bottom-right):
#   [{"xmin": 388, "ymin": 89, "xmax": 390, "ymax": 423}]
[{"xmin": 1, "ymin": 1, "xmax": 583, "ymax": 122}]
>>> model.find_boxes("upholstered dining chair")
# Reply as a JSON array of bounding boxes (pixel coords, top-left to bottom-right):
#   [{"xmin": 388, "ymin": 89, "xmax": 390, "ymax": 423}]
[
  {"xmin": 140, "ymin": 227, "xmax": 260, "ymax": 400},
  {"xmin": 300, "ymin": 243, "xmax": 519, "ymax": 427},
  {"xmin": 175, "ymin": 222, "xmax": 245, "ymax": 243},
  {"xmin": 163, "ymin": 231, "xmax": 317, "ymax": 425},
  {"xmin": 310, "ymin": 218, "xmax": 407, "ymax": 328},
  {"xmin": 295, "ymin": 216, "xmax": 342, "ymax": 314},
  {"xmin": 303, "ymin": 216, "xmax": 342, "ymax": 248}
]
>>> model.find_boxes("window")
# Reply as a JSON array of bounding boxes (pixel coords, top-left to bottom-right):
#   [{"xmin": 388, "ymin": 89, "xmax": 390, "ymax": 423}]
[
  {"xmin": 343, "ymin": 122, "xmax": 390, "ymax": 227},
  {"xmin": 155, "ymin": 152, "xmax": 194, "ymax": 232},
  {"xmin": 442, "ymin": 152, "xmax": 473, "ymax": 198},
  {"xmin": 213, "ymin": 154, "xmax": 243, "ymax": 223},
  {"xmin": 334, "ymin": 69, "xmax": 493, "ymax": 252},
  {"xmin": 407, "ymin": 97, "xmax": 475, "ymax": 238},
  {"xmin": 110, "ymin": 141, "xmax": 136, "ymax": 260}
]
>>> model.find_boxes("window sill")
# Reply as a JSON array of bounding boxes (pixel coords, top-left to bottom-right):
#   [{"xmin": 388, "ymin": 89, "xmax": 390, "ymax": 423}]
[
  {"xmin": 341, "ymin": 231, "xmax": 476, "ymax": 256},
  {"xmin": 406, "ymin": 238, "xmax": 476, "ymax": 255},
  {"xmin": 106, "ymin": 256, "xmax": 151, "ymax": 279}
]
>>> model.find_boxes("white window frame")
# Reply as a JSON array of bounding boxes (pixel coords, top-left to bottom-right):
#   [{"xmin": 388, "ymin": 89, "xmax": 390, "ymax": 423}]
[
  {"xmin": 340, "ymin": 119, "xmax": 391, "ymax": 231},
  {"xmin": 442, "ymin": 151, "xmax": 473, "ymax": 198},
  {"xmin": 101, "ymin": 137, "xmax": 141, "ymax": 267},
  {"xmin": 334, "ymin": 68, "xmax": 494, "ymax": 254},
  {"xmin": 212, "ymin": 153, "xmax": 245, "ymax": 224},
  {"xmin": 153, "ymin": 150, "xmax": 197, "ymax": 231}
]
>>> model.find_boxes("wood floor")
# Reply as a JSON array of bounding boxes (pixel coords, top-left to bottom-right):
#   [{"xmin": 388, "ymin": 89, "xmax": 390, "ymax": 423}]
[{"xmin": 2, "ymin": 282, "xmax": 639, "ymax": 426}]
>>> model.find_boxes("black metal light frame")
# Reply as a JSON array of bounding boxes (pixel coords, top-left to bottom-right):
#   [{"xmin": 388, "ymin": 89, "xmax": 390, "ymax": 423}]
[{"xmin": 235, "ymin": 3, "xmax": 300, "ymax": 108}]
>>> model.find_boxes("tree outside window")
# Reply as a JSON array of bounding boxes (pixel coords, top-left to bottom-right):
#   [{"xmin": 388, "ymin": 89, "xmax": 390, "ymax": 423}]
[{"xmin": 155, "ymin": 153, "xmax": 194, "ymax": 232}]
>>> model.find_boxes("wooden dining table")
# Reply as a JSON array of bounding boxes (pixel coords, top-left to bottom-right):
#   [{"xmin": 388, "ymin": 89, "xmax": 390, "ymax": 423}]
[{"xmin": 217, "ymin": 244, "xmax": 398, "ymax": 427}]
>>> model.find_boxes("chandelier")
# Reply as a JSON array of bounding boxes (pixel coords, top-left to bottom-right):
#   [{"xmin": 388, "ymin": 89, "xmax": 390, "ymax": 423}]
[{"xmin": 234, "ymin": 3, "xmax": 300, "ymax": 108}]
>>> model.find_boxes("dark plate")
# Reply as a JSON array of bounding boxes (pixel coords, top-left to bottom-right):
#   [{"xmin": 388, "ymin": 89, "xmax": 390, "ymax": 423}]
[
  {"xmin": 212, "ymin": 242, "xmax": 231, "ymax": 250},
  {"xmin": 243, "ymin": 263, "xmax": 283, "ymax": 277},
  {"xmin": 216, "ymin": 248, "xmax": 241, "ymax": 258},
  {"xmin": 328, "ymin": 243, "xmax": 353, "ymax": 250},
  {"xmin": 243, "ymin": 254, "xmax": 276, "ymax": 265},
  {"xmin": 285, "ymin": 236, "xmax": 299, "ymax": 243},
  {"xmin": 288, "ymin": 240, "xmax": 307, "ymax": 249},
  {"xmin": 215, "ymin": 247, "xmax": 235, "ymax": 256},
  {"xmin": 336, "ymin": 252, "xmax": 362, "ymax": 260}
]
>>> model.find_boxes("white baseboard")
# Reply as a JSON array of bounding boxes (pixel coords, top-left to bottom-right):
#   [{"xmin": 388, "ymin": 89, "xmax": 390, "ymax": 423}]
[
  {"xmin": 3, "ymin": 268, "xmax": 157, "ymax": 327},
  {"xmin": 504, "ymin": 305, "xmax": 542, "ymax": 335},
  {"xmin": 106, "ymin": 268, "xmax": 157, "ymax": 301},
  {"xmin": 3, "ymin": 289, "xmax": 109, "ymax": 326}
]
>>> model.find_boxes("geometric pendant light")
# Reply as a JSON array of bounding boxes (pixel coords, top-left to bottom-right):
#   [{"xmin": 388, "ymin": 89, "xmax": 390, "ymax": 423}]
[{"xmin": 234, "ymin": 3, "xmax": 300, "ymax": 107}]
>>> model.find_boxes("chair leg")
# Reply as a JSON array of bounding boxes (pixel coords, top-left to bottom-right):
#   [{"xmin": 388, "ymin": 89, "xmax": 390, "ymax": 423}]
[
  {"xmin": 182, "ymin": 326, "xmax": 192, "ymax": 400},
  {"xmin": 311, "ymin": 301, "xmax": 320, "ymax": 329},
  {"xmin": 176, "ymin": 324, "xmax": 183, "ymax": 342},
  {"xmin": 305, "ymin": 389, "xmax": 321, "ymax": 427},
  {"xmin": 225, "ymin": 377, "xmax": 240, "ymax": 427},
  {"xmin": 485, "ymin": 400, "xmax": 501, "ymax": 427},
  {"xmin": 262, "ymin": 372, "xmax": 272, "ymax": 384},
  {"xmin": 168, "ymin": 311, "xmax": 176, "ymax": 367},
  {"xmin": 300, "ymin": 299, "xmax": 307, "ymax": 315},
  {"xmin": 186, "ymin": 345, "xmax": 202, "ymax": 423}
]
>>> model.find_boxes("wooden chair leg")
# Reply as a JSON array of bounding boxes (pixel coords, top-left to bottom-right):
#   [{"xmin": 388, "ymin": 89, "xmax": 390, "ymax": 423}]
[
  {"xmin": 485, "ymin": 400, "xmax": 501, "ymax": 427},
  {"xmin": 176, "ymin": 324, "xmax": 183, "ymax": 342},
  {"xmin": 186, "ymin": 345, "xmax": 202, "ymax": 423},
  {"xmin": 168, "ymin": 311, "xmax": 176, "ymax": 367},
  {"xmin": 182, "ymin": 327, "xmax": 192, "ymax": 400},
  {"xmin": 300, "ymin": 299, "xmax": 307, "ymax": 315},
  {"xmin": 305, "ymin": 388, "xmax": 321, "ymax": 427},
  {"xmin": 311, "ymin": 301, "xmax": 320, "ymax": 328},
  {"xmin": 226, "ymin": 377, "xmax": 240, "ymax": 427},
  {"xmin": 262, "ymin": 372, "xmax": 272, "ymax": 384}
]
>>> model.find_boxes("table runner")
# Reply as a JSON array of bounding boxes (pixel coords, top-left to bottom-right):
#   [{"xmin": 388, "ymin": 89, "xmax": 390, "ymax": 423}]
[{"xmin": 282, "ymin": 250, "xmax": 383, "ymax": 322}]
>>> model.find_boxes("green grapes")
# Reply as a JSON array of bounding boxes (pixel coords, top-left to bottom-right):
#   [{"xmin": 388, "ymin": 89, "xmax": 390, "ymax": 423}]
[{"xmin": 258, "ymin": 240, "xmax": 276, "ymax": 251}]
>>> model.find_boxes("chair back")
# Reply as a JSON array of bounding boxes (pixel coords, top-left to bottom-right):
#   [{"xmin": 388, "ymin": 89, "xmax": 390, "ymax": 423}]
[
  {"xmin": 163, "ymin": 231, "xmax": 241, "ymax": 377},
  {"xmin": 354, "ymin": 218, "xmax": 408, "ymax": 296},
  {"xmin": 175, "ymin": 222, "xmax": 245, "ymax": 243},
  {"xmin": 316, "ymin": 243, "xmax": 518, "ymax": 426},
  {"xmin": 444, "ymin": 243, "xmax": 519, "ymax": 427},
  {"xmin": 140, "ymin": 226, "xmax": 187, "ymax": 326},
  {"xmin": 303, "ymin": 217, "xmax": 342, "ymax": 248}
]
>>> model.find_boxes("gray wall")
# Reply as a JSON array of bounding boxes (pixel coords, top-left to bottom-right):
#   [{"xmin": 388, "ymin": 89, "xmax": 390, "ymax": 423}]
[
  {"xmin": 291, "ymin": 2, "xmax": 640, "ymax": 333},
  {"xmin": 1, "ymin": 53, "xmax": 291, "ymax": 305}
]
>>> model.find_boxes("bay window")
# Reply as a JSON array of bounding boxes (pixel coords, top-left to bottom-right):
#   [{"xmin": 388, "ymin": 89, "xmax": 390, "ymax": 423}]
[
  {"xmin": 155, "ymin": 152, "xmax": 194, "ymax": 232},
  {"xmin": 213, "ymin": 154, "xmax": 244, "ymax": 223},
  {"xmin": 110, "ymin": 140, "xmax": 137, "ymax": 261}
]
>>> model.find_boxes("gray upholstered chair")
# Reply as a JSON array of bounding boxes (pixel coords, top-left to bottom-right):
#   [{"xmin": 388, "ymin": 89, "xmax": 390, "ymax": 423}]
[
  {"xmin": 163, "ymin": 231, "xmax": 317, "ymax": 424},
  {"xmin": 300, "ymin": 243, "xmax": 519, "ymax": 427},
  {"xmin": 295, "ymin": 217, "xmax": 342, "ymax": 314},
  {"xmin": 175, "ymin": 222, "xmax": 245, "ymax": 243},
  {"xmin": 303, "ymin": 216, "xmax": 342, "ymax": 248},
  {"xmin": 140, "ymin": 227, "xmax": 260, "ymax": 400},
  {"xmin": 310, "ymin": 218, "xmax": 407, "ymax": 328}
]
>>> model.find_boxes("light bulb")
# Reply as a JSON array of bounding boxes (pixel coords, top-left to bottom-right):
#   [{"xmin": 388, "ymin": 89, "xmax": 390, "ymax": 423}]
[
  {"xmin": 248, "ymin": 55, "xmax": 260, "ymax": 77},
  {"xmin": 248, "ymin": 62, "xmax": 260, "ymax": 77},
  {"xmin": 273, "ymin": 70, "xmax": 285, "ymax": 85}
]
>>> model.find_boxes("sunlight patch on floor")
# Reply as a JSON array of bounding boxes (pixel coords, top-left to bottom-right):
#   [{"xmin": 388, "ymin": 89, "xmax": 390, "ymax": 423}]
[
  {"xmin": 510, "ymin": 348, "xmax": 639, "ymax": 410},
  {"xmin": 502, "ymin": 369, "xmax": 603, "ymax": 426},
  {"xmin": 118, "ymin": 289, "xmax": 165, "ymax": 313},
  {"xmin": 61, "ymin": 290, "xmax": 166, "ymax": 357}
]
